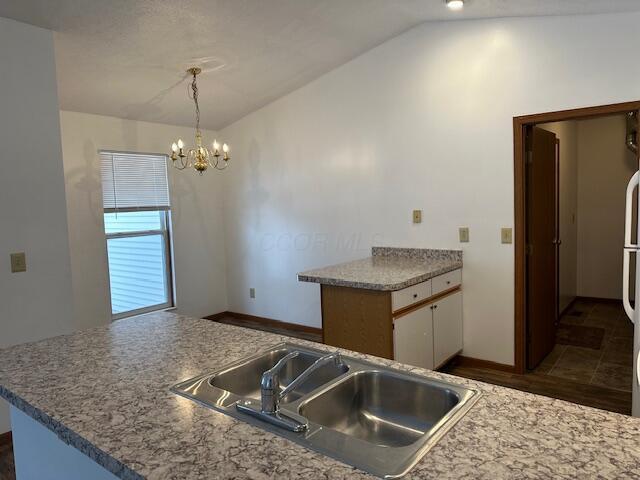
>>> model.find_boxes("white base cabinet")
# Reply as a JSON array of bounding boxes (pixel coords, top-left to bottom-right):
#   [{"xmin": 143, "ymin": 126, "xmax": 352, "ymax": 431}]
[
  {"xmin": 393, "ymin": 304, "xmax": 434, "ymax": 370},
  {"xmin": 319, "ymin": 268, "xmax": 462, "ymax": 364},
  {"xmin": 393, "ymin": 288, "xmax": 462, "ymax": 370}
]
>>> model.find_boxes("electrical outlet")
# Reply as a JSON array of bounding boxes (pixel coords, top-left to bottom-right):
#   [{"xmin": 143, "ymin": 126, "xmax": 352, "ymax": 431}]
[
  {"xmin": 459, "ymin": 227, "xmax": 469, "ymax": 243},
  {"xmin": 10, "ymin": 252, "xmax": 26, "ymax": 273},
  {"xmin": 501, "ymin": 228, "xmax": 513, "ymax": 244},
  {"xmin": 249, "ymin": 288, "xmax": 255, "ymax": 299},
  {"xmin": 412, "ymin": 210, "xmax": 422, "ymax": 224}
]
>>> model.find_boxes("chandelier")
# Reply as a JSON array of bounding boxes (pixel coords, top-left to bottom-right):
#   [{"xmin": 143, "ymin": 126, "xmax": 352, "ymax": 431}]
[{"xmin": 170, "ymin": 67, "xmax": 230, "ymax": 174}]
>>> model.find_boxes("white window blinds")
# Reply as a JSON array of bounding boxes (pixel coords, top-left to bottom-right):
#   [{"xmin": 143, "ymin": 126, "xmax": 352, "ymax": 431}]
[{"xmin": 100, "ymin": 151, "xmax": 170, "ymax": 212}]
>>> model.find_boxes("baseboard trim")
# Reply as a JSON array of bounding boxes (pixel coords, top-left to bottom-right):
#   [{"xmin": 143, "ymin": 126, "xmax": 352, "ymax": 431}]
[
  {"xmin": 204, "ymin": 311, "xmax": 323, "ymax": 336},
  {"xmin": 575, "ymin": 295, "xmax": 622, "ymax": 305},
  {"xmin": 453, "ymin": 355, "xmax": 516, "ymax": 373},
  {"xmin": 0, "ymin": 430, "xmax": 12, "ymax": 447},
  {"xmin": 559, "ymin": 297, "xmax": 578, "ymax": 317}
]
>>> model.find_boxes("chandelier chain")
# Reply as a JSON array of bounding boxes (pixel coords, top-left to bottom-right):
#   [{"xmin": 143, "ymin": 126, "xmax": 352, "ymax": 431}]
[
  {"xmin": 190, "ymin": 71, "xmax": 201, "ymax": 135},
  {"xmin": 170, "ymin": 66, "xmax": 230, "ymax": 174}
]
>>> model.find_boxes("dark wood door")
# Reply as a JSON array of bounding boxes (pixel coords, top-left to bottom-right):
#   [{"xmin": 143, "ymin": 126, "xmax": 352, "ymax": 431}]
[{"xmin": 526, "ymin": 126, "xmax": 559, "ymax": 369}]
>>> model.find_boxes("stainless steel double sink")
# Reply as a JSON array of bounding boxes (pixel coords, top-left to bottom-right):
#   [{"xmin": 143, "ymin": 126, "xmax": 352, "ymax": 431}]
[{"xmin": 171, "ymin": 343, "xmax": 479, "ymax": 478}]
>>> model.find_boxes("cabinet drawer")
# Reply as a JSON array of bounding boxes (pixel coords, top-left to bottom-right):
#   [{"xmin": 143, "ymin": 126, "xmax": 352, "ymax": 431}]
[
  {"xmin": 432, "ymin": 269, "xmax": 461, "ymax": 296},
  {"xmin": 391, "ymin": 280, "xmax": 432, "ymax": 312}
]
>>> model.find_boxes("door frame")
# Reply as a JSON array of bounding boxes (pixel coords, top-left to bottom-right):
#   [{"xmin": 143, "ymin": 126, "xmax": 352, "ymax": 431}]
[{"xmin": 513, "ymin": 100, "xmax": 640, "ymax": 374}]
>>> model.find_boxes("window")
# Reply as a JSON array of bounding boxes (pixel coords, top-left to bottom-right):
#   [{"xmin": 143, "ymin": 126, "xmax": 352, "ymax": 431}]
[{"xmin": 100, "ymin": 151, "xmax": 174, "ymax": 319}]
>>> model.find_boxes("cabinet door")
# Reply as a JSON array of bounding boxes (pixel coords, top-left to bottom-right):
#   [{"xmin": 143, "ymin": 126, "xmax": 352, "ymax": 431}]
[
  {"xmin": 432, "ymin": 291, "xmax": 463, "ymax": 368},
  {"xmin": 393, "ymin": 306, "xmax": 434, "ymax": 370}
]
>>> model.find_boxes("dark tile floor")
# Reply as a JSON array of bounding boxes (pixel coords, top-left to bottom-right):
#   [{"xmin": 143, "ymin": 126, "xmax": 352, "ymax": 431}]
[{"xmin": 536, "ymin": 298, "xmax": 633, "ymax": 392}]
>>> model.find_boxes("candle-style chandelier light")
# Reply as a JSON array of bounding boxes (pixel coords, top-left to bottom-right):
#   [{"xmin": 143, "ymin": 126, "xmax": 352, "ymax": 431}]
[{"xmin": 170, "ymin": 67, "xmax": 230, "ymax": 174}]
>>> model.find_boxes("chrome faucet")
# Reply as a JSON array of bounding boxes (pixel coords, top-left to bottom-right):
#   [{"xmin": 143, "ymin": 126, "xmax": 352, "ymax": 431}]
[
  {"xmin": 261, "ymin": 351, "xmax": 344, "ymax": 414},
  {"xmin": 236, "ymin": 349, "xmax": 345, "ymax": 432}
]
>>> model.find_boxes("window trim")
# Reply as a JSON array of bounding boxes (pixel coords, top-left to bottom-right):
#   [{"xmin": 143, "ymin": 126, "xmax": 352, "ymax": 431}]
[
  {"xmin": 100, "ymin": 150, "xmax": 176, "ymax": 320},
  {"xmin": 99, "ymin": 148, "xmax": 175, "ymax": 321},
  {"xmin": 106, "ymin": 209, "xmax": 175, "ymax": 321}
]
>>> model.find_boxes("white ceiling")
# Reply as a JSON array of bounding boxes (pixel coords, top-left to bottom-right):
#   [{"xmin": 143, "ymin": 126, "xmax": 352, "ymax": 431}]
[{"xmin": 2, "ymin": 0, "xmax": 640, "ymax": 130}]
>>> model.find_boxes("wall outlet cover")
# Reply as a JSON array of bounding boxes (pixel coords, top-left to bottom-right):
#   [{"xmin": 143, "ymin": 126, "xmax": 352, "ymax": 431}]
[
  {"xmin": 412, "ymin": 210, "xmax": 422, "ymax": 224},
  {"xmin": 501, "ymin": 228, "xmax": 513, "ymax": 244},
  {"xmin": 459, "ymin": 227, "xmax": 469, "ymax": 243},
  {"xmin": 10, "ymin": 252, "xmax": 26, "ymax": 273},
  {"xmin": 249, "ymin": 287, "xmax": 255, "ymax": 299}
]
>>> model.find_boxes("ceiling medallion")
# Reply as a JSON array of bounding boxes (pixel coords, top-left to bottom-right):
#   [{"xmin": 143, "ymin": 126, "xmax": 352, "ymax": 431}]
[{"xmin": 170, "ymin": 67, "xmax": 230, "ymax": 174}]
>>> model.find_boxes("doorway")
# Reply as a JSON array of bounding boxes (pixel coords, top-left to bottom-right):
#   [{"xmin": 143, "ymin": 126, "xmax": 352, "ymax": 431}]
[
  {"xmin": 512, "ymin": 102, "xmax": 640, "ymax": 410},
  {"xmin": 443, "ymin": 102, "xmax": 640, "ymax": 415}
]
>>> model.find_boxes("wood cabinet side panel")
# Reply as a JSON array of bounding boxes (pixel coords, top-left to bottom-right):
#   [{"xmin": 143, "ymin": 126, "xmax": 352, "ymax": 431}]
[{"xmin": 321, "ymin": 285, "xmax": 393, "ymax": 359}]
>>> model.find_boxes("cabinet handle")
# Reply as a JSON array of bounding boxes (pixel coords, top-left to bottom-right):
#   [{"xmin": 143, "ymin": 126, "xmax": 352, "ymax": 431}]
[
  {"xmin": 433, "ymin": 304, "xmax": 438, "ymax": 309},
  {"xmin": 413, "ymin": 293, "xmax": 418, "ymax": 299},
  {"xmin": 446, "ymin": 281, "xmax": 451, "ymax": 285}
]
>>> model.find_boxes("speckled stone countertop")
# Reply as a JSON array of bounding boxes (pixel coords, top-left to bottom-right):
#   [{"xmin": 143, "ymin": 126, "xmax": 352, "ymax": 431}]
[
  {"xmin": 298, "ymin": 247, "xmax": 463, "ymax": 290},
  {"xmin": 2, "ymin": 312, "xmax": 640, "ymax": 479}
]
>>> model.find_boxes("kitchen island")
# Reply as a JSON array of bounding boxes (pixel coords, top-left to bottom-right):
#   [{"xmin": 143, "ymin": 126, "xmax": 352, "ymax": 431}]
[
  {"xmin": 299, "ymin": 247, "xmax": 464, "ymax": 367},
  {"xmin": 1, "ymin": 311, "xmax": 640, "ymax": 479}
]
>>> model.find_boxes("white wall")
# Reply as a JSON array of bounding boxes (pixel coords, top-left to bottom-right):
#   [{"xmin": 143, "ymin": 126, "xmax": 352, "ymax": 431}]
[
  {"xmin": 60, "ymin": 111, "xmax": 228, "ymax": 326},
  {"xmin": 219, "ymin": 12, "xmax": 640, "ymax": 365},
  {"xmin": 577, "ymin": 115, "xmax": 635, "ymax": 299},
  {"xmin": 539, "ymin": 122, "xmax": 579, "ymax": 312},
  {"xmin": 0, "ymin": 18, "xmax": 75, "ymax": 433}
]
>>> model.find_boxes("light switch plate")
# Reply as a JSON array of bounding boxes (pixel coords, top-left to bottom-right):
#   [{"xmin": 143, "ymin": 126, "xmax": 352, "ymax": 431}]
[
  {"xmin": 249, "ymin": 288, "xmax": 255, "ymax": 299},
  {"xmin": 501, "ymin": 228, "xmax": 513, "ymax": 244},
  {"xmin": 412, "ymin": 210, "xmax": 422, "ymax": 224},
  {"xmin": 10, "ymin": 252, "xmax": 26, "ymax": 273},
  {"xmin": 459, "ymin": 227, "xmax": 469, "ymax": 243}
]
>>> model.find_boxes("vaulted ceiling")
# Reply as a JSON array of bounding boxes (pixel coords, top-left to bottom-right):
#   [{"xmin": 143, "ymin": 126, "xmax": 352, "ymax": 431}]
[{"xmin": 2, "ymin": 0, "xmax": 640, "ymax": 130}]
